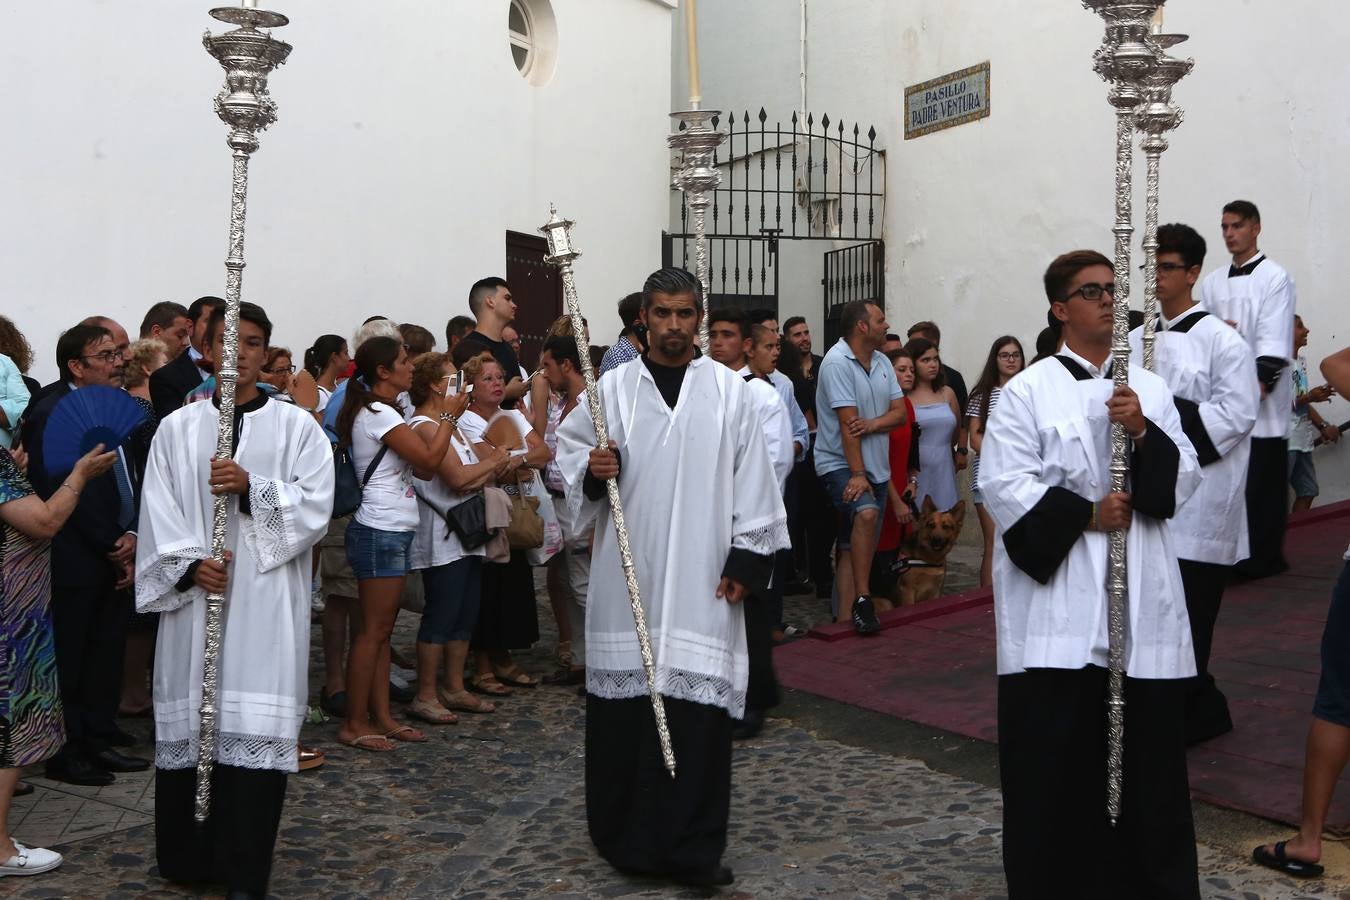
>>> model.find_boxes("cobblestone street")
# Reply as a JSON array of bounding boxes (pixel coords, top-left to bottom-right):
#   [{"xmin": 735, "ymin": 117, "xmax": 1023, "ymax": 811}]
[{"xmin": 7, "ymin": 560, "xmax": 1344, "ymax": 898}]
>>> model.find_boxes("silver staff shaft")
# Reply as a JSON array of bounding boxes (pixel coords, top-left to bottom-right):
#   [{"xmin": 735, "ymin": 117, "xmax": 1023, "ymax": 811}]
[
  {"xmin": 1136, "ymin": 39, "xmax": 1193, "ymax": 371},
  {"xmin": 669, "ymin": 109, "xmax": 727, "ymax": 355},
  {"xmin": 1084, "ymin": 0, "xmax": 1164, "ymax": 826},
  {"xmin": 540, "ymin": 207, "xmax": 677, "ymax": 778},
  {"xmin": 196, "ymin": 3, "xmax": 291, "ymax": 822}
]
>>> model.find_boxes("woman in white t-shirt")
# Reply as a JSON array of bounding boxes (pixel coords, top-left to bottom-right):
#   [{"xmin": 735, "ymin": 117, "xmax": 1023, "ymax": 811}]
[
  {"xmin": 407, "ymin": 352, "xmax": 512, "ymax": 722},
  {"xmin": 456, "ymin": 353, "xmax": 552, "ymax": 696},
  {"xmin": 334, "ymin": 336, "xmax": 467, "ymax": 752}
]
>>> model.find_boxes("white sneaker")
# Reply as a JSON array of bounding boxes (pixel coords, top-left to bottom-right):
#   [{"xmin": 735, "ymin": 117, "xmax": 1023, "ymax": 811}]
[
  {"xmin": 0, "ymin": 842, "xmax": 63, "ymax": 876},
  {"xmin": 390, "ymin": 666, "xmax": 416, "ymax": 687},
  {"xmin": 310, "ymin": 587, "xmax": 326, "ymax": 614}
]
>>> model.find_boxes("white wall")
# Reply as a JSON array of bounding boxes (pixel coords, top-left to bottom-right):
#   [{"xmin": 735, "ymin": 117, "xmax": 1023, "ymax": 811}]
[
  {"xmin": 675, "ymin": 0, "xmax": 1350, "ymax": 500},
  {"xmin": 5, "ymin": 0, "xmax": 673, "ymax": 383}
]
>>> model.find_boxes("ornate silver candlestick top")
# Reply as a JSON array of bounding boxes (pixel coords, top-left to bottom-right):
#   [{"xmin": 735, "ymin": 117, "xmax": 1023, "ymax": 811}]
[
  {"xmin": 194, "ymin": 1, "xmax": 291, "ymax": 824},
  {"xmin": 669, "ymin": 108, "xmax": 727, "ymax": 354},
  {"xmin": 1082, "ymin": 0, "xmax": 1164, "ymax": 828},
  {"xmin": 1136, "ymin": 35, "xmax": 1193, "ymax": 371},
  {"xmin": 540, "ymin": 207, "xmax": 677, "ymax": 778}
]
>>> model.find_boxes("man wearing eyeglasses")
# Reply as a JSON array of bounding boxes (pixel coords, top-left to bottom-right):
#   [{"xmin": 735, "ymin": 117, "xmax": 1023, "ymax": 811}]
[
  {"xmin": 21, "ymin": 322, "xmax": 151, "ymax": 786},
  {"xmin": 980, "ymin": 250, "xmax": 1202, "ymax": 899},
  {"xmin": 1131, "ymin": 224, "xmax": 1260, "ymax": 746},
  {"xmin": 1197, "ymin": 200, "xmax": 1297, "ymax": 579}
]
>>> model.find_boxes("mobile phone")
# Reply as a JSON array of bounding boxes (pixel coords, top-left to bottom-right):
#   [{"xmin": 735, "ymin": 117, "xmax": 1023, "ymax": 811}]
[{"xmin": 453, "ymin": 370, "xmax": 465, "ymax": 393}]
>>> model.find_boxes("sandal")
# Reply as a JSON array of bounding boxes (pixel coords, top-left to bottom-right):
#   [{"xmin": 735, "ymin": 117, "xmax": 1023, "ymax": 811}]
[
  {"xmin": 541, "ymin": 667, "xmax": 585, "ymax": 686},
  {"xmin": 556, "ymin": 640, "xmax": 572, "ymax": 669},
  {"xmin": 341, "ymin": 733, "xmax": 397, "ymax": 753},
  {"xmin": 470, "ymin": 674, "xmax": 513, "ymax": 697},
  {"xmin": 438, "ymin": 687, "xmax": 497, "ymax": 713},
  {"xmin": 408, "ymin": 699, "xmax": 459, "ymax": 725},
  {"xmin": 384, "ymin": 724, "xmax": 427, "ymax": 743},
  {"xmin": 493, "ymin": 665, "xmax": 539, "ymax": 688}
]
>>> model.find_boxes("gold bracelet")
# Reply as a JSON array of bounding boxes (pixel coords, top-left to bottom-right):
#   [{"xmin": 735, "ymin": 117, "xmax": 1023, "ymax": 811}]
[
  {"xmin": 1089, "ymin": 501, "xmax": 1097, "ymax": 531},
  {"xmin": 60, "ymin": 482, "xmax": 80, "ymax": 496}
]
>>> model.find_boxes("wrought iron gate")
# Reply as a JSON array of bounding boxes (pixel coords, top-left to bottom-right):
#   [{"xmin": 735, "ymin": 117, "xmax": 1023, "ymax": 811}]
[
  {"xmin": 665, "ymin": 109, "xmax": 885, "ymax": 315},
  {"xmin": 822, "ymin": 240, "xmax": 885, "ymax": 347}
]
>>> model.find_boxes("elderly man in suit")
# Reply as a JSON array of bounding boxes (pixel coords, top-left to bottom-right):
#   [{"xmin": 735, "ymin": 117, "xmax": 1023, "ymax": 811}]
[{"xmin": 23, "ymin": 322, "xmax": 150, "ymax": 785}]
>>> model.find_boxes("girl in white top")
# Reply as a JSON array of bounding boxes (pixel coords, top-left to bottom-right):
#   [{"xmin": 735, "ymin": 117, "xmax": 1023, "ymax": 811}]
[
  {"xmin": 965, "ymin": 335, "xmax": 1025, "ymax": 588},
  {"xmin": 333, "ymin": 336, "xmax": 466, "ymax": 752},
  {"xmin": 297, "ymin": 334, "xmax": 349, "ymax": 423},
  {"xmin": 407, "ymin": 352, "xmax": 509, "ymax": 721}
]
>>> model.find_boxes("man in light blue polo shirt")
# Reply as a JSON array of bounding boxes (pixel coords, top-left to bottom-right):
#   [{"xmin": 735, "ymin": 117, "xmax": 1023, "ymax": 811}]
[{"xmin": 815, "ymin": 299, "xmax": 907, "ymax": 634}]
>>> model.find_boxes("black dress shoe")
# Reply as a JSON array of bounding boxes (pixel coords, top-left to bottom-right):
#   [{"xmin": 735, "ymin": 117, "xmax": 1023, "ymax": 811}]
[
  {"xmin": 90, "ymin": 749, "xmax": 150, "ymax": 773},
  {"xmin": 106, "ymin": 728, "xmax": 137, "ymax": 748},
  {"xmin": 45, "ymin": 756, "xmax": 115, "ymax": 786},
  {"xmin": 732, "ymin": 709, "xmax": 764, "ymax": 741},
  {"xmin": 673, "ymin": 865, "xmax": 734, "ymax": 887}
]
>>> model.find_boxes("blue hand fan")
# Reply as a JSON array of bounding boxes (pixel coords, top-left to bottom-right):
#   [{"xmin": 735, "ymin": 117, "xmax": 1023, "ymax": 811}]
[{"xmin": 43, "ymin": 385, "xmax": 148, "ymax": 476}]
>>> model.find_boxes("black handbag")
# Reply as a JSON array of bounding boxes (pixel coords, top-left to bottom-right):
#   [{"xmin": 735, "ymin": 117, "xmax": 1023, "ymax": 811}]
[
  {"xmin": 331, "ymin": 444, "xmax": 388, "ymax": 519},
  {"xmin": 416, "ymin": 490, "xmax": 491, "ymax": 550}
]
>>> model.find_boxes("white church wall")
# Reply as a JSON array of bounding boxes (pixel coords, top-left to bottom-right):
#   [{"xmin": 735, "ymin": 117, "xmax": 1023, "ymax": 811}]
[
  {"xmin": 676, "ymin": 0, "xmax": 1350, "ymax": 500},
  {"xmin": 5, "ymin": 0, "xmax": 674, "ymax": 383}
]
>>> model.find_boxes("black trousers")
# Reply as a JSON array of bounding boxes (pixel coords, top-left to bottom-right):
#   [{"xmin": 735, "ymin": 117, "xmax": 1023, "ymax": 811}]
[
  {"xmin": 1234, "ymin": 436, "xmax": 1289, "ymax": 578},
  {"xmin": 743, "ymin": 591, "xmax": 780, "ymax": 715},
  {"xmin": 156, "ymin": 764, "xmax": 288, "ymax": 896},
  {"xmin": 789, "ymin": 450, "xmax": 835, "ymax": 596},
  {"xmin": 586, "ymin": 695, "xmax": 732, "ymax": 878},
  {"xmin": 998, "ymin": 667, "xmax": 1200, "ymax": 900},
  {"xmin": 49, "ymin": 583, "xmax": 129, "ymax": 755},
  {"xmin": 1179, "ymin": 559, "xmax": 1233, "ymax": 742}
]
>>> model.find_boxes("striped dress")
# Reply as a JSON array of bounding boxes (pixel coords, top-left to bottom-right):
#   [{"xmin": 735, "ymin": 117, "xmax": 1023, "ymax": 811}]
[{"xmin": 0, "ymin": 447, "xmax": 64, "ymax": 767}]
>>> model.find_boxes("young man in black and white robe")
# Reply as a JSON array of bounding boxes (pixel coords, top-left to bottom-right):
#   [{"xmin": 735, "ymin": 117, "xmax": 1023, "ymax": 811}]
[
  {"xmin": 1131, "ymin": 224, "xmax": 1260, "ymax": 744},
  {"xmin": 1197, "ymin": 200, "xmax": 1296, "ymax": 578},
  {"xmin": 981, "ymin": 250, "xmax": 1203, "ymax": 900},
  {"xmin": 135, "ymin": 303, "xmax": 334, "ymax": 898},
  {"xmin": 556, "ymin": 268, "xmax": 789, "ymax": 888}
]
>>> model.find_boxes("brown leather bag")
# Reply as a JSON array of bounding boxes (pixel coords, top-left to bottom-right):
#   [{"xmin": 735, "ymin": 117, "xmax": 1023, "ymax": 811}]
[{"xmin": 504, "ymin": 491, "xmax": 544, "ymax": 549}]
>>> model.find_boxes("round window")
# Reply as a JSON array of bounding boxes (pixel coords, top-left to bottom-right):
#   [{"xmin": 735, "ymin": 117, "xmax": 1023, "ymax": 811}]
[{"xmin": 508, "ymin": 0, "xmax": 557, "ymax": 86}]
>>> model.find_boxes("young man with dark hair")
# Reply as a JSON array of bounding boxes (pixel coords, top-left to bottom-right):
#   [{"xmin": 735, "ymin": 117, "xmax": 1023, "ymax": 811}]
[
  {"xmin": 556, "ymin": 266, "xmax": 788, "ymax": 887},
  {"xmin": 139, "ymin": 301, "xmax": 192, "ymax": 354},
  {"xmin": 135, "ymin": 301, "xmax": 334, "ymax": 898},
  {"xmin": 150, "ymin": 296, "xmax": 222, "ymax": 420},
  {"xmin": 598, "ymin": 292, "xmax": 646, "ymax": 376},
  {"xmin": 907, "ymin": 319, "xmax": 968, "ymax": 414},
  {"xmin": 24, "ymin": 323, "xmax": 149, "ymax": 786},
  {"xmin": 782, "ymin": 316, "xmax": 833, "ymax": 596},
  {"xmin": 1197, "ymin": 200, "xmax": 1297, "ymax": 578},
  {"xmin": 460, "ymin": 276, "xmax": 527, "ymax": 407},
  {"xmin": 1130, "ymin": 223, "xmax": 1260, "ymax": 745},
  {"xmin": 815, "ymin": 300, "xmax": 907, "ymax": 633},
  {"xmin": 981, "ymin": 249, "xmax": 1202, "ymax": 899}
]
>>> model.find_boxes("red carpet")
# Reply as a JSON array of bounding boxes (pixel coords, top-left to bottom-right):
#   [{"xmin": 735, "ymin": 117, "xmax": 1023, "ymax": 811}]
[{"xmin": 775, "ymin": 500, "xmax": 1350, "ymax": 830}]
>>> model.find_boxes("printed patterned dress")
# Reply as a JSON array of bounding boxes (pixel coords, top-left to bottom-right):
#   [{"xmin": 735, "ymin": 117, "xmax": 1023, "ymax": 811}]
[{"xmin": 0, "ymin": 447, "xmax": 64, "ymax": 767}]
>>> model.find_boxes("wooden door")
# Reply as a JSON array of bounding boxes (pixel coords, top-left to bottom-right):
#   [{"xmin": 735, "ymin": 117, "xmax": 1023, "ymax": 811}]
[{"xmin": 505, "ymin": 230, "xmax": 562, "ymax": 372}]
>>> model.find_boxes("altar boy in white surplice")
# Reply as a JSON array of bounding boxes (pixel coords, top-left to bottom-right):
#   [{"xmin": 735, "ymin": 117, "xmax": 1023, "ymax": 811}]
[{"xmin": 134, "ymin": 302, "xmax": 334, "ymax": 898}]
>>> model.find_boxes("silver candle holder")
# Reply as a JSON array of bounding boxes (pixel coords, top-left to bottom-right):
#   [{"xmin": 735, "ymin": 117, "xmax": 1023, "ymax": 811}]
[
  {"xmin": 668, "ymin": 108, "xmax": 727, "ymax": 354},
  {"xmin": 195, "ymin": 1, "xmax": 291, "ymax": 823},
  {"xmin": 1135, "ymin": 36, "xmax": 1193, "ymax": 370},
  {"xmin": 540, "ymin": 207, "xmax": 677, "ymax": 778},
  {"xmin": 1083, "ymin": 0, "xmax": 1164, "ymax": 827}
]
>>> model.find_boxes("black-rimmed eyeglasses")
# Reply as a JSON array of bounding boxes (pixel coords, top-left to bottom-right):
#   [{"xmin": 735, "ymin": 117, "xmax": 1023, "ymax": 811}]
[{"xmin": 1063, "ymin": 282, "xmax": 1116, "ymax": 302}]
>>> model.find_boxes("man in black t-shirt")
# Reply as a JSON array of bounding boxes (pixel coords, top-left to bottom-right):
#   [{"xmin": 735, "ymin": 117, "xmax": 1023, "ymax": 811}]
[
  {"xmin": 783, "ymin": 316, "xmax": 834, "ymax": 597},
  {"xmin": 452, "ymin": 276, "xmax": 528, "ymax": 409}
]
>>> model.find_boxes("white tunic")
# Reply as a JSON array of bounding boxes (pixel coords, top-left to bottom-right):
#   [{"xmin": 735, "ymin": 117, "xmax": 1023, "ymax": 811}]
[
  {"xmin": 981, "ymin": 349, "xmax": 1201, "ymax": 679},
  {"xmin": 134, "ymin": 397, "xmax": 335, "ymax": 772},
  {"xmin": 1130, "ymin": 309, "xmax": 1259, "ymax": 564},
  {"xmin": 1196, "ymin": 253, "xmax": 1296, "ymax": 438},
  {"xmin": 555, "ymin": 356, "xmax": 790, "ymax": 718},
  {"xmin": 737, "ymin": 369, "xmax": 794, "ymax": 491}
]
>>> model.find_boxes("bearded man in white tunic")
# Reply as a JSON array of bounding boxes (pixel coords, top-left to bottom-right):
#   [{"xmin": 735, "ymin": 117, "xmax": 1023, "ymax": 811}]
[
  {"xmin": 556, "ymin": 268, "xmax": 788, "ymax": 889},
  {"xmin": 134, "ymin": 302, "xmax": 334, "ymax": 899}
]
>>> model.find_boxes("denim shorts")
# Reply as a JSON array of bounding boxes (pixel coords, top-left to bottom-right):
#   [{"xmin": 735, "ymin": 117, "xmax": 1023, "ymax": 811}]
[
  {"xmin": 1314, "ymin": 562, "xmax": 1350, "ymax": 726},
  {"xmin": 1289, "ymin": 450, "xmax": 1319, "ymax": 499},
  {"xmin": 819, "ymin": 467, "xmax": 888, "ymax": 550},
  {"xmin": 345, "ymin": 520, "xmax": 415, "ymax": 579},
  {"xmin": 419, "ymin": 557, "xmax": 483, "ymax": 644}
]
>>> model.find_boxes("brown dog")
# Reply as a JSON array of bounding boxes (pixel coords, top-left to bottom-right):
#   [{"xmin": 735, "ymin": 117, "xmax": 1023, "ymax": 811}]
[{"xmin": 896, "ymin": 496, "xmax": 966, "ymax": 605}]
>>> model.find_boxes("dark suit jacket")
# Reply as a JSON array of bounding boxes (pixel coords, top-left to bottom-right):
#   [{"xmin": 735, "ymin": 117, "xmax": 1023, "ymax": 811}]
[
  {"xmin": 150, "ymin": 348, "xmax": 207, "ymax": 421},
  {"xmin": 24, "ymin": 383, "xmax": 140, "ymax": 589}
]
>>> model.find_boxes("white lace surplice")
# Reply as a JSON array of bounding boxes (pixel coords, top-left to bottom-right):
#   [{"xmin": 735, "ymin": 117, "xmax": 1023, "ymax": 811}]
[
  {"xmin": 555, "ymin": 357, "xmax": 789, "ymax": 719},
  {"xmin": 134, "ymin": 399, "xmax": 335, "ymax": 772}
]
